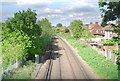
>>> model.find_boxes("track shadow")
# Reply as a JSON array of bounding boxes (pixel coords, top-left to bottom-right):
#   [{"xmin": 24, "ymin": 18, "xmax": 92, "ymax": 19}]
[{"xmin": 40, "ymin": 37, "xmax": 62, "ymax": 63}]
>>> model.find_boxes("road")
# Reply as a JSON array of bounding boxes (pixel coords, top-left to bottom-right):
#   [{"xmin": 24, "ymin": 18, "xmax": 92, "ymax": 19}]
[{"xmin": 35, "ymin": 36, "xmax": 100, "ymax": 80}]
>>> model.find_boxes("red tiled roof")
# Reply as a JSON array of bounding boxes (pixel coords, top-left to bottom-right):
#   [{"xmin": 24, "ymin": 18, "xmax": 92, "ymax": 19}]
[
  {"xmin": 89, "ymin": 22, "xmax": 103, "ymax": 30},
  {"xmin": 110, "ymin": 33, "xmax": 117, "ymax": 37},
  {"xmin": 102, "ymin": 24, "xmax": 113, "ymax": 31},
  {"xmin": 91, "ymin": 30, "xmax": 103, "ymax": 35},
  {"xmin": 103, "ymin": 46, "xmax": 118, "ymax": 50},
  {"xmin": 88, "ymin": 22, "xmax": 103, "ymax": 35},
  {"xmin": 88, "ymin": 24, "xmax": 95, "ymax": 29}
]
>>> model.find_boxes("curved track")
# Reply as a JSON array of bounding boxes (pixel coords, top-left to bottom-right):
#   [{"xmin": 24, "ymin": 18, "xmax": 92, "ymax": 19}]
[{"xmin": 35, "ymin": 36, "xmax": 100, "ymax": 80}]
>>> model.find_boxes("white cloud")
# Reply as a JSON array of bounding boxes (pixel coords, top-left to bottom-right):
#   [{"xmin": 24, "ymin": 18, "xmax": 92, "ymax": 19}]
[
  {"xmin": 69, "ymin": 13, "xmax": 88, "ymax": 18},
  {"xmin": 49, "ymin": 0, "xmax": 98, "ymax": 3},
  {"xmin": 62, "ymin": 1, "xmax": 97, "ymax": 14},
  {"xmin": 48, "ymin": 14, "xmax": 62, "ymax": 18},
  {"xmin": 36, "ymin": 0, "xmax": 101, "ymax": 26},
  {"xmin": 60, "ymin": 17, "xmax": 66, "ymax": 20},
  {"xmin": 43, "ymin": 8, "xmax": 63, "ymax": 14},
  {"xmin": 2, "ymin": 0, "xmax": 102, "ymax": 26},
  {"xmin": 17, "ymin": 0, "xmax": 52, "ymax": 8},
  {"xmin": 37, "ymin": 8, "xmax": 63, "ymax": 15}
]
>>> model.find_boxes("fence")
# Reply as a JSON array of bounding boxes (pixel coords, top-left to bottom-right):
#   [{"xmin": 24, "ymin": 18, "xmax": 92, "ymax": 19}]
[{"xmin": 91, "ymin": 45, "xmax": 117, "ymax": 62}]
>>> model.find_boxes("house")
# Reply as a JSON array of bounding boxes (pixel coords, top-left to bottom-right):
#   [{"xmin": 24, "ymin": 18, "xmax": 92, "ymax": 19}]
[
  {"xmin": 88, "ymin": 22, "xmax": 104, "ymax": 37},
  {"xmin": 88, "ymin": 21, "xmax": 119, "ymax": 62},
  {"xmin": 102, "ymin": 24, "xmax": 117, "ymax": 39},
  {"xmin": 83, "ymin": 24, "xmax": 89, "ymax": 28}
]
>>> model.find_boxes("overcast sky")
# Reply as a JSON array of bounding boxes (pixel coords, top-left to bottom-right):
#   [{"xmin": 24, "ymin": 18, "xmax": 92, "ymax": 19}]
[{"xmin": 1, "ymin": 0, "xmax": 102, "ymax": 26}]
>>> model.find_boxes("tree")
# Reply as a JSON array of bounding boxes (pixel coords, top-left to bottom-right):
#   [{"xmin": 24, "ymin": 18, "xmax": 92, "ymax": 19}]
[
  {"xmin": 81, "ymin": 28, "xmax": 95, "ymax": 42},
  {"xmin": 2, "ymin": 8, "xmax": 42, "ymax": 65},
  {"xmin": 99, "ymin": 1, "xmax": 120, "ymax": 26},
  {"xmin": 99, "ymin": 1, "xmax": 120, "ymax": 80},
  {"xmin": 64, "ymin": 28, "xmax": 70, "ymax": 33},
  {"xmin": 37, "ymin": 18, "xmax": 53, "ymax": 49},
  {"xmin": 56, "ymin": 23, "xmax": 63, "ymax": 27},
  {"xmin": 68, "ymin": 20, "xmax": 83, "ymax": 38}
]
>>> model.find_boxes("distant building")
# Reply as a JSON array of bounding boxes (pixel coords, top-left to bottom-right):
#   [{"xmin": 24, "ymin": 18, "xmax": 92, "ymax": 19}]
[
  {"xmin": 83, "ymin": 24, "xmax": 89, "ymax": 28},
  {"xmin": 102, "ymin": 24, "xmax": 117, "ymax": 39},
  {"xmin": 88, "ymin": 22, "xmax": 104, "ymax": 37}
]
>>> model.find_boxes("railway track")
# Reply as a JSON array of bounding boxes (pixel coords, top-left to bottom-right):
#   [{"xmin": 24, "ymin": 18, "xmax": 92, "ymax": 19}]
[
  {"xmin": 35, "ymin": 37, "xmax": 62, "ymax": 80},
  {"xmin": 59, "ymin": 37, "xmax": 92, "ymax": 80},
  {"xmin": 35, "ymin": 36, "xmax": 99, "ymax": 80},
  {"xmin": 58, "ymin": 37, "xmax": 77, "ymax": 79},
  {"xmin": 45, "ymin": 51, "xmax": 53, "ymax": 81}
]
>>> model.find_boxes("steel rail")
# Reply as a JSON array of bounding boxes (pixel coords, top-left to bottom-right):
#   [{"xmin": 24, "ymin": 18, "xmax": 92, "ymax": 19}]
[{"xmin": 59, "ymin": 37, "xmax": 92, "ymax": 80}]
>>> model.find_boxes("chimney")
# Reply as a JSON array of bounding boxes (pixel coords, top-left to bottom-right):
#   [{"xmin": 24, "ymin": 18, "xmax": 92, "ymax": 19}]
[
  {"xmin": 116, "ymin": 21, "xmax": 120, "ymax": 26},
  {"xmin": 95, "ymin": 22, "xmax": 98, "ymax": 24}
]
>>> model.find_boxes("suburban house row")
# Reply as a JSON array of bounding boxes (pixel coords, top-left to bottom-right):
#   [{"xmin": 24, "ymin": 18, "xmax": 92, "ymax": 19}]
[
  {"xmin": 52, "ymin": 21, "xmax": 119, "ymax": 62},
  {"xmin": 84, "ymin": 21, "xmax": 119, "ymax": 62}
]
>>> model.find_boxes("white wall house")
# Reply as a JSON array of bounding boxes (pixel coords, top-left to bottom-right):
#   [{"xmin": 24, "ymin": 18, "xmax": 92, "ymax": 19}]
[
  {"xmin": 104, "ymin": 30, "xmax": 112, "ymax": 39},
  {"xmin": 102, "ymin": 24, "xmax": 117, "ymax": 39}
]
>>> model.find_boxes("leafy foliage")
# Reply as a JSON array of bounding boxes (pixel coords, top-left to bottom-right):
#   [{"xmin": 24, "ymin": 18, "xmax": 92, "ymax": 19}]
[
  {"xmin": 99, "ymin": 1, "xmax": 120, "ymax": 26},
  {"xmin": 37, "ymin": 18, "xmax": 53, "ymax": 49},
  {"xmin": 68, "ymin": 20, "xmax": 83, "ymax": 38},
  {"xmin": 113, "ymin": 49, "xmax": 119, "ymax": 56},
  {"xmin": 2, "ymin": 9, "xmax": 40, "ymax": 66},
  {"xmin": 102, "ymin": 38, "xmax": 118, "ymax": 46},
  {"xmin": 64, "ymin": 28, "xmax": 70, "ymax": 33},
  {"xmin": 99, "ymin": 1, "xmax": 120, "ymax": 79},
  {"xmin": 68, "ymin": 20, "xmax": 94, "ymax": 38},
  {"xmin": 1, "ymin": 9, "xmax": 53, "ymax": 68},
  {"xmin": 81, "ymin": 28, "xmax": 95, "ymax": 38},
  {"xmin": 56, "ymin": 23, "xmax": 63, "ymax": 27}
]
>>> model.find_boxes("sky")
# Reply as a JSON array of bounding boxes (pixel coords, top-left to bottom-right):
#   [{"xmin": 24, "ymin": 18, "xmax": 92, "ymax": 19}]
[{"xmin": 0, "ymin": 0, "xmax": 102, "ymax": 26}]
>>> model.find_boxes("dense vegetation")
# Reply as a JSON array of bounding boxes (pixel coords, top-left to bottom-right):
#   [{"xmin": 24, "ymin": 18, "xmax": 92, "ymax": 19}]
[
  {"xmin": 56, "ymin": 23, "xmax": 63, "ymax": 27},
  {"xmin": 68, "ymin": 20, "xmax": 94, "ymax": 39},
  {"xmin": 1, "ymin": 9, "xmax": 53, "ymax": 69},
  {"xmin": 99, "ymin": 1, "xmax": 120, "ymax": 27},
  {"xmin": 37, "ymin": 18, "xmax": 53, "ymax": 50},
  {"xmin": 102, "ymin": 37, "xmax": 118, "ymax": 46}
]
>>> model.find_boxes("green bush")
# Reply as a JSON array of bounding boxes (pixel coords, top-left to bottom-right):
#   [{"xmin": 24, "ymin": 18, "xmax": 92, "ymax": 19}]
[{"xmin": 102, "ymin": 38, "xmax": 118, "ymax": 46}]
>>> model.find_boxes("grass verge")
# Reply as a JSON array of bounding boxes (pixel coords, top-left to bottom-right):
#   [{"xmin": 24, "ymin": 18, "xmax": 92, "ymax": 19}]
[{"xmin": 59, "ymin": 33, "xmax": 118, "ymax": 79}]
